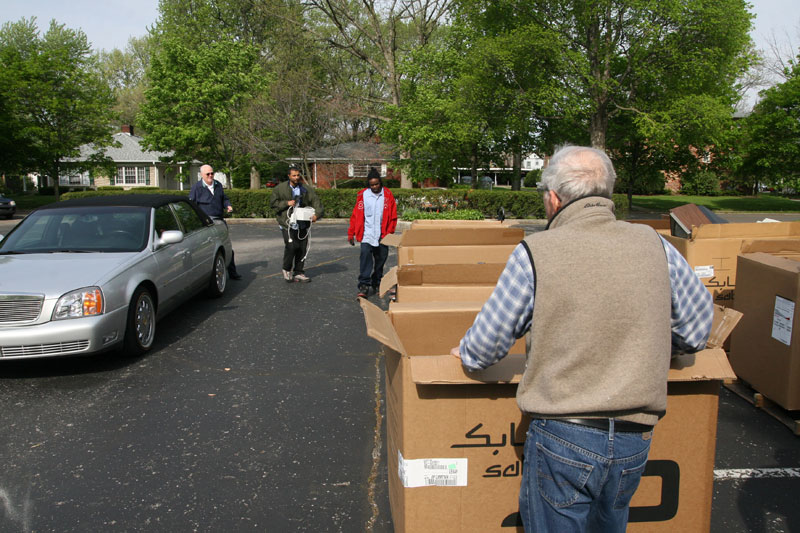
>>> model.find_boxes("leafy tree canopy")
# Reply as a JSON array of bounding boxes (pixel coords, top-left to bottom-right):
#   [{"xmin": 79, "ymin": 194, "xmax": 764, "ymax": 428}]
[{"xmin": 0, "ymin": 17, "xmax": 116, "ymax": 197}]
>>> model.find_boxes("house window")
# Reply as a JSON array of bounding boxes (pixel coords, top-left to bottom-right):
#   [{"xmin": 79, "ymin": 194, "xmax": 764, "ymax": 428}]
[
  {"xmin": 348, "ymin": 164, "xmax": 386, "ymax": 178},
  {"xmin": 116, "ymin": 166, "xmax": 151, "ymax": 186},
  {"xmin": 60, "ymin": 171, "xmax": 87, "ymax": 185}
]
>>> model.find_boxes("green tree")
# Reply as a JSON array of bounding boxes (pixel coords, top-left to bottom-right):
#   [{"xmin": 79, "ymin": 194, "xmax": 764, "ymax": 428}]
[
  {"xmin": 138, "ymin": 35, "xmax": 265, "ymax": 175},
  {"xmin": 0, "ymin": 18, "xmax": 116, "ymax": 198},
  {"xmin": 739, "ymin": 52, "xmax": 800, "ymax": 192},
  {"xmin": 521, "ymin": 0, "xmax": 752, "ymax": 167},
  {"xmin": 98, "ymin": 35, "xmax": 153, "ymax": 130}
]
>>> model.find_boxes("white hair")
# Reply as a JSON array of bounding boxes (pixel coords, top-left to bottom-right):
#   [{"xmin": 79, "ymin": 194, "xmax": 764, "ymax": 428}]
[{"xmin": 540, "ymin": 145, "xmax": 616, "ymax": 202}]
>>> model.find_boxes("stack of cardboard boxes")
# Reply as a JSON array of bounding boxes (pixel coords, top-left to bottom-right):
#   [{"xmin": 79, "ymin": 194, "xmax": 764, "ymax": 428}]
[
  {"xmin": 661, "ymin": 221, "xmax": 800, "ymax": 417},
  {"xmin": 361, "ymin": 220, "xmax": 740, "ymax": 532}
]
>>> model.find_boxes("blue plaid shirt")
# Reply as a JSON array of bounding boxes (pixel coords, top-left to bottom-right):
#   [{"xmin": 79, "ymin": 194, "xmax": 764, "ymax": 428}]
[{"xmin": 459, "ymin": 236, "xmax": 714, "ymax": 371}]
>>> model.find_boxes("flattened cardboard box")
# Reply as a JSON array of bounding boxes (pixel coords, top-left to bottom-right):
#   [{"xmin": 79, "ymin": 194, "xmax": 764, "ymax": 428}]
[
  {"xmin": 662, "ymin": 221, "xmax": 800, "ymax": 307},
  {"xmin": 382, "ymin": 226, "xmax": 523, "ymax": 266},
  {"xmin": 360, "ymin": 299, "xmax": 739, "ymax": 532},
  {"xmin": 379, "ymin": 263, "xmax": 505, "ymax": 302},
  {"xmin": 730, "ymin": 241, "xmax": 800, "ymax": 410}
]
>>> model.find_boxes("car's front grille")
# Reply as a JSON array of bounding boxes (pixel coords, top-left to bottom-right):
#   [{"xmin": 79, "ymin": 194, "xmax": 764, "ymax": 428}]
[
  {"xmin": 0, "ymin": 295, "xmax": 44, "ymax": 324},
  {"xmin": 0, "ymin": 340, "xmax": 90, "ymax": 357}
]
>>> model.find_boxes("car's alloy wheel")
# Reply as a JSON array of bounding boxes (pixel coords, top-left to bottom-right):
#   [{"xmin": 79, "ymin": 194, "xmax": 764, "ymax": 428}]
[
  {"xmin": 123, "ymin": 287, "xmax": 156, "ymax": 356},
  {"xmin": 208, "ymin": 251, "xmax": 227, "ymax": 298}
]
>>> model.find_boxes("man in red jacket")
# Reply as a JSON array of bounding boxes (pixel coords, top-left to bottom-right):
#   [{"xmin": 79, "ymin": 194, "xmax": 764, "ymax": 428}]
[{"xmin": 347, "ymin": 168, "xmax": 398, "ymax": 298}]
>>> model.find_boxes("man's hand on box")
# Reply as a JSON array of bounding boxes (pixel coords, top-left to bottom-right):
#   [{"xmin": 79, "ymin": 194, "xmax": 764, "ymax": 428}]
[{"xmin": 450, "ymin": 347, "xmax": 461, "ymax": 361}]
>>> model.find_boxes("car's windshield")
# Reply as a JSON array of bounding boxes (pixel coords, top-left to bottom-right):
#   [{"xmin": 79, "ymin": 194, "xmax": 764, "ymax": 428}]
[{"xmin": 0, "ymin": 206, "xmax": 150, "ymax": 254}]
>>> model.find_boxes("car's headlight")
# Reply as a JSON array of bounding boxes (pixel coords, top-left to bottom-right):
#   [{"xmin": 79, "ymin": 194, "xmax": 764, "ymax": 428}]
[
  {"xmin": 53, "ymin": 287, "xmax": 104, "ymax": 320},
  {"xmin": 8, "ymin": 200, "xmax": 15, "ymax": 206}
]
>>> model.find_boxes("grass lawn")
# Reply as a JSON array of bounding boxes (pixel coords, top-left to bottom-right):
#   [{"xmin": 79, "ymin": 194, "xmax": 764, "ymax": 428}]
[
  {"xmin": 12, "ymin": 195, "xmax": 58, "ymax": 211},
  {"xmin": 631, "ymin": 194, "xmax": 800, "ymax": 212}
]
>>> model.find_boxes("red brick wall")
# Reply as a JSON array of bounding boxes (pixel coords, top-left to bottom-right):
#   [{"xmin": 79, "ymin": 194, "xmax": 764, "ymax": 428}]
[{"xmin": 309, "ymin": 162, "xmax": 402, "ymax": 189}]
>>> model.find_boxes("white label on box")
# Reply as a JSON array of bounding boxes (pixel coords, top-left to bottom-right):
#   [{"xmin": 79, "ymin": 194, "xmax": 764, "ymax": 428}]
[
  {"xmin": 694, "ymin": 265, "xmax": 715, "ymax": 279},
  {"xmin": 397, "ymin": 451, "xmax": 468, "ymax": 488},
  {"xmin": 772, "ymin": 296, "xmax": 795, "ymax": 346}
]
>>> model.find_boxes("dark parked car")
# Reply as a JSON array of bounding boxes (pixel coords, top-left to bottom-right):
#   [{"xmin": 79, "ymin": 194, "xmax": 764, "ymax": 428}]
[
  {"xmin": 0, "ymin": 195, "xmax": 232, "ymax": 360},
  {"xmin": 0, "ymin": 194, "xmax": 16, "ymax": 219}
]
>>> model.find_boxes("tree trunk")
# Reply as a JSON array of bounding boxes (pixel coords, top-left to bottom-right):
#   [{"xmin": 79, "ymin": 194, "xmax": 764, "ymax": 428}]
[
  {"xmin": 512, "ymin": 144, "xmax": 522, "ymax": 191},
  {"xmin": 249, "ymin": 166, "xmax": 261, "ymax": 190},
  {"xmin": 471, "ymin": 144, "xmax": 479, "ymax": 190},
  {"xmin": 52, "ymin": 162, "xmax": 60, "ymax": 200}
]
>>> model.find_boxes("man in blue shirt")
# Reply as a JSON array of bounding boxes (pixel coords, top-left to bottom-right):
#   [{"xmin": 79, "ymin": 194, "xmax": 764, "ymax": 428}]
[
  {"xmin": 451, "ymin": 145, "xmax": 713, "ymax": 532},
  {"xmin": 188, "ymin": 164, "xmax": 242, "ymax": 279}
]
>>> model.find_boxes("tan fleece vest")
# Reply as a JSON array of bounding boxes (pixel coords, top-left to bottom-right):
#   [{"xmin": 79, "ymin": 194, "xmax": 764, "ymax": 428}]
[{"xmin": 518, "ymin": 197, "xmax": 672, "ymax": 426}]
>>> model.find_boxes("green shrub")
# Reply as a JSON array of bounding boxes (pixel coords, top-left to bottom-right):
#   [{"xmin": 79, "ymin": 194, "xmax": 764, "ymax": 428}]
[
  {"xmin": 680, "ymin": 170, "xmax": 721, "ymax": 196},
  {"xmin": 524, "ymin": 169, "xmax": 542, "ymax": 188},
  {"xmin": 58, "ymin": 186, "xmax": 628, "ymax": 219},
  {"xmin": 466, "ymin": 190, "xmax": 545, "ymax": 219},
  {"xmin": 401, "ymin": 208, "xmax": 484, "ymax": 221}
]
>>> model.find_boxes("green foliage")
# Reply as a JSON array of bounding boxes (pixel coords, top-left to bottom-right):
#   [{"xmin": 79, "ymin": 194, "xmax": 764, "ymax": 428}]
[
  {"xmin": 739, "ymin": 55, "xmax": 800, "ymax": 192},
  {"xmin": 401, "ymin": 209, "xmax": 484, "ymax": 221},
  {"xmin": 466, "ymin": 190, "xmax": 545, "ymax": 219},
  {"xmin": 138, "ymin": 35, "xmax": 265, "ymax": 170},
  {"xmin": 0, "ymin": 18, "xmax": 117, "ymax": 197},
  {"xmin": 680, "ymin": 170, "xmax": 722, "ymax": 196},
  {"xmin": 524, "ymin": 169, "xmax": 542, "ymax": 188}
]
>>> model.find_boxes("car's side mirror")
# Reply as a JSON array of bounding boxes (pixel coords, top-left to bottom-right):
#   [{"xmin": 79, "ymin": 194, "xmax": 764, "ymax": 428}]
[{"xmin": 156, "ymin": 230, "xmax": 184, "ymax": 248}]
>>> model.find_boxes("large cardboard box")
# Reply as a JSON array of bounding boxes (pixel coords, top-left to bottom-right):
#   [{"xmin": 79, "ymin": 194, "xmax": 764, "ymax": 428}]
[
  {"xmin": 361, "ymin": 299, "xmax": 739, "ymax": 532},
  {"xmin": 662, "ymin": 221, "xmax": 800, "ymax": 307},
  {"xmin": 730, "ymin": 240, "xmax": 800, "ymax": 410},
  {"xmin": 382, "ymin": 226, "xmax": 523, "ymax": 266},
  {"xmin": 379, "ymin": 263, "xmax": 505, "ymax": 303}
]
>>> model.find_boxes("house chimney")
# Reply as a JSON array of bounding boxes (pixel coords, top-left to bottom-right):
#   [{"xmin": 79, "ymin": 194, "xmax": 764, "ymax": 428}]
[{"xmin": 121, "ymin": 124, "xmax": 135, "ymax": 135}]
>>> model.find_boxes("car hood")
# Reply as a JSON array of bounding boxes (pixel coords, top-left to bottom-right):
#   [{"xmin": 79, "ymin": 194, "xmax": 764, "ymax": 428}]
[{"xmin": 0, "ymin": 253, "xmax": 140, "ymax": 296}]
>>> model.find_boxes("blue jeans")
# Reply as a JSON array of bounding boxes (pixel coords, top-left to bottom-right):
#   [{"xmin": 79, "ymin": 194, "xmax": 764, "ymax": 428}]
[
  {"xmin": 519, "ymin": 419, "xmax": 652, "ymax": 533},
  {"xmin": 358, "ymin": 242, "xmax": 388, "ymax": 289}
]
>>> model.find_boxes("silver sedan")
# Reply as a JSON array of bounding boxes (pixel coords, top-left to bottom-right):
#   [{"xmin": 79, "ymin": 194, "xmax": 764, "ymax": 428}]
[{"xmin": 0, "ymin": 194, "xmax": 233, "ymax": 359}]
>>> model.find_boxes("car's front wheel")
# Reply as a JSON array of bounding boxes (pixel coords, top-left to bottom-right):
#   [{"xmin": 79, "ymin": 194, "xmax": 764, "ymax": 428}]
[
  {"xmin": 123, "ymin": 286, "xmax": 156, "ymax": 357},
  {"xmin": 207, "ymin": 250, "xmax": 227, "ymax": 298}
]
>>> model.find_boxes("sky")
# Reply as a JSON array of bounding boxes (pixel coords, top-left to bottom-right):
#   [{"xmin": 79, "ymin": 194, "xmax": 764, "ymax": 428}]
[
  {"xmin": 1, "ymin": 0, "xmax": 798, "ymax": 108},
  {"xmin": 2, "ymin": 0, "xmax": 798, "ymax": 55}
]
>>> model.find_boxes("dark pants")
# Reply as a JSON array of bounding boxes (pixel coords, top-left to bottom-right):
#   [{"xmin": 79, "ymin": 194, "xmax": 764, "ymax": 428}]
[
  {"xmin": 358, "ymin": 242, "xmax": 389, "ymax": 289},
  {"xmin": 214, "ymin": 218, "xmax": 238, "ymax": 275},
  {"xmin": 282, "ymin": 227, "xmax": 309, "ymax": 273}
]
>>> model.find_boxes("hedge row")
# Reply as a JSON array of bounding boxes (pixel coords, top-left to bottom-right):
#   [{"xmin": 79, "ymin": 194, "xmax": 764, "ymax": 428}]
[{"xmin": 61, "ymin": 188, "xmax": 629, "ymax": 219}]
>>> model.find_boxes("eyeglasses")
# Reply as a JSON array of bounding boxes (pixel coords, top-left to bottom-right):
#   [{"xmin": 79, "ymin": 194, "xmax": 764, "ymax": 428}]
[{"xmin": 204, "ymin": 173, "xmax": 213, "ymax": 176}]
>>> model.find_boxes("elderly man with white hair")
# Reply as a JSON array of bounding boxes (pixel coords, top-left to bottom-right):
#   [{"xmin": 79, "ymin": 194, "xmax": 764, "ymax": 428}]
[
  {"xmin": 451, "ymin": 145, "xmax": 713, "ymax": 532},
  {"xmin": 188, "ymin": 164, "xmax": 242, "ymax": 280}
]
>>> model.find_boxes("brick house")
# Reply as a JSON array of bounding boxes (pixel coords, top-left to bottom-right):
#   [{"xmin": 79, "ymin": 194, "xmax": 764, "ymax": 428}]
[{"xmin": 287, "ymin": 142, "xmax": 402, "ymax": 189}]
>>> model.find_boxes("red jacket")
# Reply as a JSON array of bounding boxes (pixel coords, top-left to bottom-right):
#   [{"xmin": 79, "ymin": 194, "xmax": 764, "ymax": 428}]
[{"xmin": 348, "ymin": 187, "xmax": 398, "ymax": 242}]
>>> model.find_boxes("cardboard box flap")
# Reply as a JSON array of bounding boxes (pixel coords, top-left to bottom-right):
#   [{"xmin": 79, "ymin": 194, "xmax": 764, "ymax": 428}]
[
  {"xmin": 407, "ymin": 348, "xmax": 734, "ymax": 384},
  {"xmin": 391, "ymin": 227, "xmax": 524, "ymax": 247},
  {"xmin": 668, "ymin": 348, "xmax": 736, "ymax": 381},
  {"xmin": 396, "ymin": 263, "xmax": 506, "ymax": 286},
  {"xmin": 740, "ymin": 239, "xmax": 800, "ymax": 258},
  {"xmin": 740, "ymin": 251, "xmax": 800, "ymax": 272},
  {"xmin": 409, "ymin": 353, "xmax": 527, "ymax": 385},
  {"xmin": 379, "ymin": 266, "xmax": 398, "ymax": 297},
  {"xmin": 359, "ymin": 298, "xmax": 406, "ymax": 355},
  {"xmin": 707, "ymin": 305, "xmax": 743, "ymax": 349},
  {"xmin": 381, "ymin": 233, "xmax": 403, "ymax": 247},
  {"xmin": 690, "ymin": 220, "xmax": 800, "ymax": 240},
  {"xmin": 389, "ymin": 300, "xmax": 485, "ymax": 313}
]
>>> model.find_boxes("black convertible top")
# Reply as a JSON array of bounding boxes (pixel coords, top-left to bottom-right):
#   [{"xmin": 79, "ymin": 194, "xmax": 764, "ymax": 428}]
[{"xmin": 37, "ymin": 194, "xmax": 191, "ymax": 210}]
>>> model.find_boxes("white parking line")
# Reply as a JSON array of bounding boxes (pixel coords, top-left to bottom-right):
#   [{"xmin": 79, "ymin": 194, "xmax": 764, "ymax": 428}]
[{"xmin": 714, "ymin": 468, "xmax": 800, "ymax": 480}]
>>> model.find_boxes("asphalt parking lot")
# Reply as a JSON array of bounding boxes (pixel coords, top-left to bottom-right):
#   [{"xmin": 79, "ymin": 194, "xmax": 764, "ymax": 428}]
[{"xmin": 1, "ymin": 216, "xmax": 799, "ymax": 532}]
